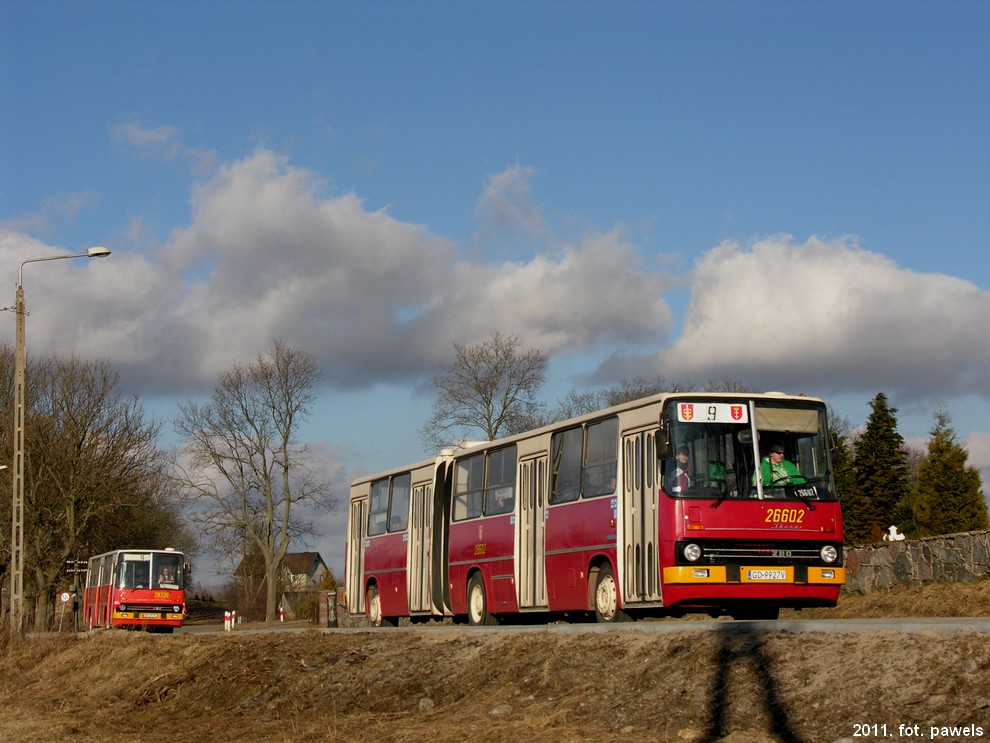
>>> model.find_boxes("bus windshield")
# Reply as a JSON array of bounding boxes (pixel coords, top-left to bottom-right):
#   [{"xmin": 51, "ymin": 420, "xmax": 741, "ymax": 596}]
[
  {"xmin": 661, "ymin": 399, "xmax": 836, "ymax": 502},
  {"xmin": 115, "ymin": 552, "xmax": 184, "ymax": 590}
]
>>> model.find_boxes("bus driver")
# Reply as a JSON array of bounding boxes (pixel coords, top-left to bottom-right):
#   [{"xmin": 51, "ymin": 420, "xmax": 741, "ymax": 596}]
[{"xmin": 755, "ymin": 444, "xmax": 803, "ymax": 487}]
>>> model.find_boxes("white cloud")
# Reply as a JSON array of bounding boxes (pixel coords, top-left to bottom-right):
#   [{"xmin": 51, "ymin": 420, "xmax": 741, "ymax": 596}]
[
  {"xmin": 966, "ymin": 431, "xmax": 990, "ymax": 471},
  {"xmin": 2, "ymin": 152, "xmax": 674, "ymax": 399},
  {"xmin": 472, "ymin": 164, "xmax": 548, "ymax": 246},
  {"xmin": 0, "ymin": 191, "xmax": 101, "ymax": 236},
  {"xmin": 0, "ymin": 230, "xmax": 139, "ymax": 359},
  {"xmin": 112, "ymin": 121, "xmax": 217, "ymax": 172},
  {"xmin": 10, "ymin": 156, "xmax": 987, "ymax": 449},
  {"xmin": 414, "ymin": 229, "xmax": 673, "ymax": 358},
  {"xmin": 158, "ymin": 150, "xmax": 465, "ymax": 386},
  {"xmin": 655, "ymin": 235, "xmax": 990, "ymax": 399},
  {"xmin": 112, "ymin": 121, "xmax": 179, "ymax": 149},
  {"xmin": 8, "ymin": 154, "xmax": 990, "ymax": 579},
  {"xmin": 964, "ymin": 431, "xmax": 990, "ymax": 514}
]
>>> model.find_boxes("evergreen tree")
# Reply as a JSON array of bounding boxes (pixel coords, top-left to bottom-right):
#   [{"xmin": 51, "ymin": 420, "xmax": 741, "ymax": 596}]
[
  {"xmin": 912, "ymin": 410, "xmax": 988, "ymax": 536},
  {"xmin": 891, "ymin": 443, "xmax": 926, "ymax": 536},
  {"xmin": 845, "ymin": 393, "xmax": 909, "ymax": 542},
  {"xmin": 828, "ymin": 406, "xmax": 855, "ymax": 502}
]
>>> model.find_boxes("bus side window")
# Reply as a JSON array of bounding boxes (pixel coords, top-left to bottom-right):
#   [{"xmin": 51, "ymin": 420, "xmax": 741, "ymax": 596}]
[
  {"xmin": 453, "ymin": 454, "xmax": 484, "ymax": 520},
  {"xmin": 550, "ymin": 427, "xmax": 582, "ymax": 504},
  {"xmin": 583, "ymin": 418, "xmax": 618, "ymax": 497},
  {"xmin": 368, "ymin": 511, "xmax": 387, "ymax": 535},
  {"xmin": 486, "ymin": 485, "xmax": 513, "ymax": 514},
  {"xmin": 368, "ymin": 479, "xmax": 389, "ymax": 536},
  {"xmin": 389, "ymin": 473, "xmax": 411, "ymax": 531},
  {"xmin": 484, "ymin": 445, "xmax": 517, "ymax": 515}
]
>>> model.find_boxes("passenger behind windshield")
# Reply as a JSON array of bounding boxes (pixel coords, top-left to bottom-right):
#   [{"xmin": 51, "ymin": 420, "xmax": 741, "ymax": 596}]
[
  {"xmin": 156, "ymin": 556, "xmax": 183, "ymax": 589},
  {"xmin": 663, "ymin": 439, "xmax": 739, "ymax": 499},
  {"xmin": 157, "ymin": 566, "xmax": 178, "ymax": 589},
  {"xmin": 670, "ymin": 446, "xmax": 692, "ymax": 493}
]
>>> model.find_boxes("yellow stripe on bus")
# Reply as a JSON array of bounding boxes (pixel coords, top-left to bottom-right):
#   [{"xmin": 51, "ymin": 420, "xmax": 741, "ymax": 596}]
[{"xmin": 663, "ymin": 566, "xmax": 846, "ymax": 584}]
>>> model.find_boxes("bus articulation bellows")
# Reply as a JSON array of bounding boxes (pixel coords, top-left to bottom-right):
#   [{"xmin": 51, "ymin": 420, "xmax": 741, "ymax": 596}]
[
  {"xmin": 83, "ymin": 548, "xmax": 188, "ymax": 633},
  {"xmin": 346, "ymin": 392, "xmax": 844, "ymax": 626}
]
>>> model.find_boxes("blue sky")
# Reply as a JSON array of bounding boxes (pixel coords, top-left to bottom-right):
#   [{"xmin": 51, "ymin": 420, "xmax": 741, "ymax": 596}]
[{"xmin": 2, "ymin": 0, "xmax": 989, "ymax": 583}]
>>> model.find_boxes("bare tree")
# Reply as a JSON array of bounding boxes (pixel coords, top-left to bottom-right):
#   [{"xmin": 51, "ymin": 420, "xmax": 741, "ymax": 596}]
[
  {"xmin": 173, "ymin": 340, "xmax": 334, "ymax": 622},
  {"xmin": 600, "ymin": 376, "xmax": 692, "ymax": 407},
  {"xmin": 420, "ymin": 331, "xmax": 548, "ymax": 452},
  {"xmin": 0, "ymin": 348, "xmax": 181, "ymax": 628},
  {"xmin": 545, "ymin": 389, "xmax": 607, "ymax": 424},
  {"xmin": 702, "ymin": 377, "xmax": 756, "ymax": 393}
]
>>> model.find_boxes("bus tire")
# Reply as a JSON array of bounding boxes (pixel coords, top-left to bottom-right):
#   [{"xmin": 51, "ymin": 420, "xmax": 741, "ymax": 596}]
[
  {"xmin": 467, "ymin": 573, "xmax": 497, "ymax": 626},
  {"xmin": 366, "ymin": 585, "xmax": 397, "ymax": 627},
  {"xmin": 593, "ymin": 563, "xmax": 629, "ymax": 623}
]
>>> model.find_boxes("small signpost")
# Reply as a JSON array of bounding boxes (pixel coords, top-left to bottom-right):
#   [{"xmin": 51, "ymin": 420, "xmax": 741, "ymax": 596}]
[
  {"xmin": 64, "ymin": 559, "xmax": 87, "ymax": 632},
  {"xmin": 58, "ymin": 591, "xmax": 73, "ymax": 633}
]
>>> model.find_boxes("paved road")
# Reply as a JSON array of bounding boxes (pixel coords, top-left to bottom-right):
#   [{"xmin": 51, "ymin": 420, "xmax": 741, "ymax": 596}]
[{"xmin": 178, "ymin": 616, "xmax": 990, "ymax": 635}]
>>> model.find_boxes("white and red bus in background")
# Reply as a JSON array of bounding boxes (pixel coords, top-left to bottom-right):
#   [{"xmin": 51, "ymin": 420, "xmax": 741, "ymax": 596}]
[
  {"xmin": 83, "ymin": 548, "xmax": 187, "ymax": 633},
  {"xmin": 346, "ymin": 392, "xmax": 845, "ymax": 626}
]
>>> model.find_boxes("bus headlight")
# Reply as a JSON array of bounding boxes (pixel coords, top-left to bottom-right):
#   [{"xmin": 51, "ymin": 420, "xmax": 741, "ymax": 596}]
[
  {"xmin": 683, "ymin": 543, "xmax": 702, "ymax": 562},
  {"xmin": 820, "ymin": 545, "xmax": 838, "ymax": 564},
  {"xmin": 173, "ymin": 605, "xmax": 182, "ymax": 613}
]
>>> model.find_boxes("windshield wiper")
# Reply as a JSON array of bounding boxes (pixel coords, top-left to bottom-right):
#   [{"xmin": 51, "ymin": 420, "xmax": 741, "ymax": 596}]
[{"xmin": 710, "ymin": 487, "xmax": 731, "ymax": 509}]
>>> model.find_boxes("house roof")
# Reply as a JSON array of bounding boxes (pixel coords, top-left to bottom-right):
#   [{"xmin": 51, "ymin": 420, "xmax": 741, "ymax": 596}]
[
  {"xmin": 281, "ymin": 552, "xmax": 327, "ymax": 576},
  {"xmin": 234, "ymin": 551, "xmax": 328, "ymax": 577}
]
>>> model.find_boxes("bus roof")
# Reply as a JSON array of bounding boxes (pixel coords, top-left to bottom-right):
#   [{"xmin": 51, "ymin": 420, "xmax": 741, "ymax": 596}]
[{"xmin": 348, "ymin": 390, "xmax": 825, "ymax": 489}]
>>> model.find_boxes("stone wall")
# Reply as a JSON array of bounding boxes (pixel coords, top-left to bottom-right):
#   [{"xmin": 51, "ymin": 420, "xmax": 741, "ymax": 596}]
[{"xmin": 842, "ymin": 529, "xmax": 990, "ymax": 594}]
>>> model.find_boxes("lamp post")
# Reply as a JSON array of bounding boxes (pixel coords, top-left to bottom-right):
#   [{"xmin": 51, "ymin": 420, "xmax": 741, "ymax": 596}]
[{"xmin": 10, "ymin": 246, "xmax": 111, "ymax": 633}]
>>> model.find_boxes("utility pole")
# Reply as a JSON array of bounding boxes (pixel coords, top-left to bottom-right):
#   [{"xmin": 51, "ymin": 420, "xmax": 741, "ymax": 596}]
[{"xmin": 9, "ymin": 246, "xmax": 111, "ymax": 633}]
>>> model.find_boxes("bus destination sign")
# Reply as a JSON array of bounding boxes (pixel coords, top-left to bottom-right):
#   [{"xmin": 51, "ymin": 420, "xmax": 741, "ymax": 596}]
[{"xmin": 677, "ymin": 402, "xmax": 748, "ymax": 424}]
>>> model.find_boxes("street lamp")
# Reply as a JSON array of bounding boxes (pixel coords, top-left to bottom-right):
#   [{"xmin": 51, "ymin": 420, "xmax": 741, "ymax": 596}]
[{"xmin": 10, "ymin": 246, "xmax": 111, "ymax": 633}]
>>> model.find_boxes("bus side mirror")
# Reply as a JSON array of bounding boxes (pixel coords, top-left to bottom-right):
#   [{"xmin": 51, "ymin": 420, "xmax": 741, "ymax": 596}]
[{"xmin": 656, "ymin": 426, "xmax": 672, "ymax": 460}]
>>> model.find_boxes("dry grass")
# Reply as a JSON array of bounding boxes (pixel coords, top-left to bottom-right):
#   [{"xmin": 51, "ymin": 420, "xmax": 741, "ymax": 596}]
[
  {"xmin": 783, "ymin": 577, "xmax": 990, "ymax": 618},
  {"xmin": 1, "ymin": 579, "xmax": 988, "ymax": 743}
]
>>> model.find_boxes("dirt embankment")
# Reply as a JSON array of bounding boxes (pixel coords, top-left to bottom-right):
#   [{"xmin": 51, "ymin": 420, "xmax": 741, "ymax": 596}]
[{"xmin": 1, "ymin": 580, "xmax": 989, "ymax": 743}]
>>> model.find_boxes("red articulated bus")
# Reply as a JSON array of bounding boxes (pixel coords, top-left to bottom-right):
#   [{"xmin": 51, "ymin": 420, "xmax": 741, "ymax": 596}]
[
  {"xmin": 83, "ymin": 548, "xmax": 188, "ymax": 633},
  {"xmin": 346, "ymin": 392, "xmax": 845, "ymax": 626}
]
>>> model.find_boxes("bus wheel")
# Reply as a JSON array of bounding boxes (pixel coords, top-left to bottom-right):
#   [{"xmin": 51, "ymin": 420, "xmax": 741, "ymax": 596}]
[
  {"xmin": 467, "ymin": 573, "xmax": 497, "ymax": 626},
  {"xmin": 366, "ymin": 586, "xmax": 396, "ymax": 627},
  {"xmin": 594, "ymin": 563, "xmax": 629, "ymax": 623}
]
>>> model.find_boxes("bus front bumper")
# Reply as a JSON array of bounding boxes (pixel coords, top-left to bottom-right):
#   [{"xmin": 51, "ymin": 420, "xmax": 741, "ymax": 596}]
[
  {"xmin": 663, "ymin": 565, "xmax": 845, "ymax": 585},
  {"xmin": 113, "ymin": 611, "xmax": 185, "ymax": 622}
]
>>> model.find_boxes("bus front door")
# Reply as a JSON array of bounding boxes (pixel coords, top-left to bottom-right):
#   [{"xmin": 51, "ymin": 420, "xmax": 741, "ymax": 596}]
[
  {"xmin": 516, "ymin": 456, "xmax": 548, "ymax": 611},
  {"xmin": 346, "ymin": 498, "xmax": 366, "ymax": 616},
  {"xmin": 620, "ymin": 430, "xmax": 663, "ymax": 608}
]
